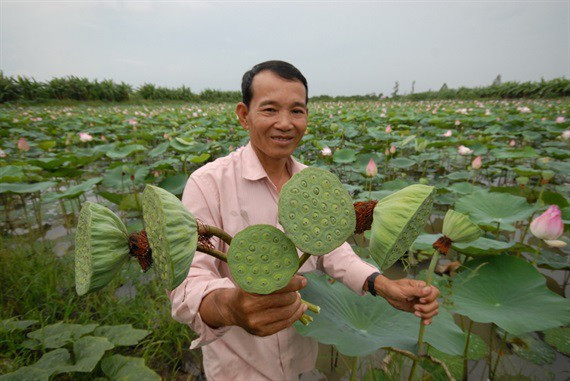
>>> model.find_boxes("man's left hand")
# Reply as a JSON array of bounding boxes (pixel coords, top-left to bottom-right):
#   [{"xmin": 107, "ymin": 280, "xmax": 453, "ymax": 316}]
[{"xmin": 372, "ymin": 275, "xmax": 440, "ymax": 325}]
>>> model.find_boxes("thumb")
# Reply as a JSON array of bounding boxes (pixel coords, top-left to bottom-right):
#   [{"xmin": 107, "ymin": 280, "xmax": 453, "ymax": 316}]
[{"xmin": 403, "ymin": 280, "xmax": 430, "ymax": 299}]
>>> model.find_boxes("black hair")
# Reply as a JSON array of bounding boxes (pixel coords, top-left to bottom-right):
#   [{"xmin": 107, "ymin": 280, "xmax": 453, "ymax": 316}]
[{"xmin": 241, "ymin": 60, "xmax": 308, "ymax": 107}]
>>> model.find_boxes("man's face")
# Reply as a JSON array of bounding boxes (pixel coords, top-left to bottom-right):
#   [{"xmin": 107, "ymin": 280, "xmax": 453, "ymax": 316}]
[{"xmin": 236, "ymin": 71, "xmax": 308, "ymax": 165}]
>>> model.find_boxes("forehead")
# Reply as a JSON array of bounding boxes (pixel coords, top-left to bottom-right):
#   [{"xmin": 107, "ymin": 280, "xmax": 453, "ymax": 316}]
[{"xmin": 250, "ymin": 71, "xmax": 306, "ymax": 106}]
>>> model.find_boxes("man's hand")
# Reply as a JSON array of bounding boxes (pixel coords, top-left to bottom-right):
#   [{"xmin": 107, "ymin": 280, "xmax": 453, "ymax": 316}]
[
  {"xmin": 372, "ymin": 275, "xmax": 440, "ymax": 325},
  {"xmin": 200, "ymin": 275, "xmax": 308, "ymax": 337}
]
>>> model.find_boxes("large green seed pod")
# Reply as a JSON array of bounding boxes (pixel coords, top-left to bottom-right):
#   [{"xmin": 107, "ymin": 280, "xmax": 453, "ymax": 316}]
[
  {"xmin": 442, "ymin": 209, "xmax": 482, "ymax": 243},
  {"xmin": 228, "ymin": 225, "xmax": 298, "ymax": 294},
  {"xmin": 142, "ymin": 185, "xmax": 198, "ymax": 290},
  {"xmin": 75, "ymin": 202, "xmax": 130, "ymax": 296},
  {"xmin": 279, "ymin": 168, "xmax": 356, "ymax": 255},
  {"xmin": 369, "ymin": 184, "xmax": 435, "ymax": 270}
]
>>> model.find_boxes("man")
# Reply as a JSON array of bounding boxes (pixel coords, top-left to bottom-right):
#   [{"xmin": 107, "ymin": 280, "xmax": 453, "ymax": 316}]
[{"xmin": 170, "ymin": 61, "xmax": 439, "ymax": 380}]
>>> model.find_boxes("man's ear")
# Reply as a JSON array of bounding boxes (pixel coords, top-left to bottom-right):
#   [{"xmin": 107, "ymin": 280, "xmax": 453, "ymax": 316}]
[{"xmin": 235, "ymin": 102, "xmax": 249, "ymax": 130}]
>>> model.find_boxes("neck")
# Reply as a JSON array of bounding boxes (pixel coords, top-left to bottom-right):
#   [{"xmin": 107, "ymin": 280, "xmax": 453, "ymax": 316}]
[{"xmin": 252, "ymin": 148, "xmax": 291, "ymax": 193}]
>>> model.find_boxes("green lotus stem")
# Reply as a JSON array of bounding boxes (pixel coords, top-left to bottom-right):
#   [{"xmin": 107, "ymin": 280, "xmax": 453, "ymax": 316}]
[
  {"xmin": 18, "ymin": 194, "xmax": 32, "ymax": 233},
  {"xmin": 491, "ymin": 330, "xmax": 508, "ymax": 379},
  {"xmin": 299, "ymin": 314, "xmax": 312, "ymax": 326},
  {"xmin": 531, "ymin": 240, "xmax": 543, "ymax": 266},
  {"xmin": 198, "ymin": 224, "xmax": 233, "ymax": 246},
  {"xmin": 519, "ymin": 211, "xmax": 536, "ymax": 244},
  {"xmin": 297, "ymin": 252, "xmax": 311, "ymax": 270},
  {"xmin": 408, "ymin": 248, "xmax": 440, "ymax": 381},
  {"xmin": 197, "ymin": 243, "xmax": 228, "ymax": 262},
  {"xmin": 462, "ymin": 319, "xmax": 474, "ymax": 380},
  {"xmin": 488, "ymin": 324, "xmax": 494, "ymax": 379},
  {"xmin": 350, "ymin": 356, "xmax": 358, "ymax": 381},
  {"xmin": 301, "ymin": 299, "xmax": 320, "ymax": 314},
  {"xmin": 536, "ymin": 181, "xmax": 546, "ymax": 207},
  {"xmin": 495, "ymin": 221, "xmax": 500, "ymax": 240}
]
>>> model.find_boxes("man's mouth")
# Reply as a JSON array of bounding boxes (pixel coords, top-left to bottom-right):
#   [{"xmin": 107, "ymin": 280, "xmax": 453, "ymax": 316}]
[{"xmin": 271, "ymin": 136, "xmax": 293, "ymax": 142}]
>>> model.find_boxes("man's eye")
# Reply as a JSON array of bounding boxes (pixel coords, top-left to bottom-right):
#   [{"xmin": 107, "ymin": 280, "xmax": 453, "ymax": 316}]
[
  {"xmin": 292, "ymin": 109, "xmax": 305, "ymax": 114},
  {"xmin": 263, "ymin": 108, "xmax": 276, "ymax": 112}
]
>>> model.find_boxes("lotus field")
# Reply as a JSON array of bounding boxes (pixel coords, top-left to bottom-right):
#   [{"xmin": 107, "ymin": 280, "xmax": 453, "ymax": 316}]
[{"xmin": 1, "ymin": 99, "xmax": 569, "ymax": 380}]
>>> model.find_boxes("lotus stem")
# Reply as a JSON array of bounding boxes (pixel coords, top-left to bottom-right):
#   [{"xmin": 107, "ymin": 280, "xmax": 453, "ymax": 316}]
[
  {"xmin": 519, "ymin": 211, "xmax": 536, "ymax": 244},
  {"xmin": 299, "ymin": 314, "xmax": 312, "ymax": 326},
  {"xmin": 297, "ymin": 252, "xmax": 311, "ymax": 270},
  {"xmin": 408, "ymin": 248, "xmax": 440, "ymax": 381},
  {"xmin": 491, "ymin": 330, "xmax": 508, "ymax": 379},
  {"xmin": 462, "ymin": 319, "xmax": 474, "ymax": 380},
  {"xmin": 531, "ymin": 240, "xmax": 543, "ymax": 266},
  {"xmin": 349, "ymin": 356, "xmax": 358, "ymax": 381},
  {"xmin": 301, "ymin": 299, "xmax": 320, "ymax": 314},
  {"xmin": 198, "ymin": 223, "xmax": 233, "ymax": 246},
  {"xmin": 487, "ymin": 324, "xmax": 494, "ymax": 380},
  {"xmin": 197, "ymin": 243, "xmax": 228, "ymax": 262},
  {"xmin": 18, "ymin": 194, "xmax": 32, "ymax": 234}
]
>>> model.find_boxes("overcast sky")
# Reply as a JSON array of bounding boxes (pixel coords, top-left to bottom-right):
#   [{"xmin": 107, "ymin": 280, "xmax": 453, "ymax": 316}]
[{"xmin": 1, "ymin": 1, "xmax": 568, "ymax": 96}]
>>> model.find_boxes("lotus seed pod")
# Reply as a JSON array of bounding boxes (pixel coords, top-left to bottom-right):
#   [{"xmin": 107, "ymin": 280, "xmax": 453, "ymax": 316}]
[
  {"xmin": 142, "ymin": 185, "xmax": 198, "ymax": 290},
  {"xmin": 442, "ymin": 209, "xmax": 482, "ymax": 244},
  {"xmin": 227, "ymin": 225, "xmax": 298, "ymax": 294},
  {"xmin": 369, "ymin": 184, "xmax": 435, "ymax": 270},
  {"xmin": 75, "ymin": 202, "xmax": 130, "ymax": 296},
  {"xmin": 279, "ymin": 168, "xmax": 356, "ymax": 255}
]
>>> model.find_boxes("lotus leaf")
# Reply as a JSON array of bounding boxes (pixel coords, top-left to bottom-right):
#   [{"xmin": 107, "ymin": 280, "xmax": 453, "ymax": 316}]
[
  {"xmin": 536, "ymin": 250, "xmax": 570, "ymax": 270},
  {"xmin": 452, "ymin": 236, "xmax": 516, "ymax": 257},
  {"xmin": 543, "ymin": 327, "xmax": 570, "ymax": 355},
  {"xmin": 455, "ymin": 190, "xmax": 536, "ymax": 231},
  {"xmin": 142, "ymin": 185, "xmax": 198, "ymax": 290},
  {"xmin": 333, "ymin": 148, "xmax": 356, "ymax": 163},
  {"xmin": 278, "ymin": 168, "xmax": 355, "ymax": 255},
  {"xmin": 0, "ymin": 181, "xmax": 57, "ymax": 194},
  {"xmin": 411, "ymin": 233, "xmax": 440, "ymax": 252},
  {"xmin": 101, "ymin": 354, "xmax": 160, "ymax": 381},
  {"xmin": 75, "ymin": 203, "xmax": 130, "ymax": 296},
  {"xmin": 227, "ymin": 225, "xmax": 298, "ymax": 294},
  {"xmin": 295, "ymin": 273, "xmax": 466, "ymax": 356},
  {"xmin": 442, "ymin": 209, "xmax": 482, "ymax": 243},
  {"xmin": 369, "ymin": 184, "xmax": 435, "ymax": 270},
  {"xmin": 450, "ymin": 255, "xmax": 570, "ymax": 335},
  {"xmin": 49, "ymin": 177, "xmax": 102, "ymax": 200},
  {"xmin": 158, "ymin": 174, "xmax": 189, "ymax": 196},
  {"xmin": 106, "ymin": 144, "xmax": 146, "ymax": 159},
  {"xmin": 389, "ymin": 157, "xmax": 417, "ymax": 169},
  {"xmin": 498, "ymin": 330, "xmax": 555, "ymax": 365}
]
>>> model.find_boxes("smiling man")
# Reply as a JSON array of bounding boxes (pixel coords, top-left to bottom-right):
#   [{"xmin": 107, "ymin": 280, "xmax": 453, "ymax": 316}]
[{"xmin": 169, "ymin": 61, "xmax": 439, "ymax": 380}]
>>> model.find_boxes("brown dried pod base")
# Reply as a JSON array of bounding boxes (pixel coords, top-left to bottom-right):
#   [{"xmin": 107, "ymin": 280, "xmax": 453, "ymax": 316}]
[
  {"xmin": 128, "ymin": 230, "xmax": 153, "ymax": 272},
  {"xmin": 354, "ymin": 200, "xmax": 378, "ymax": 234}
]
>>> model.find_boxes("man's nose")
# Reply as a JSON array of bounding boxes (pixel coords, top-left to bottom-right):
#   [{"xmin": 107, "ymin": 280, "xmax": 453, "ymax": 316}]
[{"xmin": 275, "ymin": 111, "xmax": 294, "ymax": 129}]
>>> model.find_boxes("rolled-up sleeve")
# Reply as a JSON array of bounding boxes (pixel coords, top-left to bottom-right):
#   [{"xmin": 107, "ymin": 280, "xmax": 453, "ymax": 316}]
[
  {"xmin": 318, "ymin": 242, "xmax": 380, "ymax": 296},
  {"xmin": 169, "ymin": 175, "xmax": 235, "ymax": 348}
]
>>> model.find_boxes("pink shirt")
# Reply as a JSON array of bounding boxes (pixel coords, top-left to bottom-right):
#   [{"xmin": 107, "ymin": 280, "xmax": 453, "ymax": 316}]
[{"xmin": 170, "ymin": 142, "xmax": 379, "ymax": 381}]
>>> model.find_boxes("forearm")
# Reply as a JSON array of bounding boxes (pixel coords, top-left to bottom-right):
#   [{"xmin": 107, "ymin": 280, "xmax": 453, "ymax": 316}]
[{"xmin": 199, "ymin": 288, "xmax": 237, "ymax": 329}]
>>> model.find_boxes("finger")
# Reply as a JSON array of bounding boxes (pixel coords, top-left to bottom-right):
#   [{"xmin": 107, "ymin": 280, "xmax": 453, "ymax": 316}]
[
  {"xmin": 262, "ymin": 298, "xmax": 306, "ymax": 334},
  {"xmin": 273, "ymin": 275, "xmax": 307, "ymax": 294},
  {"xmin": 414, "ymin": 300, "xmax": 439, "ymax": 314},
  {"xmin": 419, "ymin": 286, "xmax": 440, "ymax": 303},
  {"xmin": 415, "ymin": 308, "xmax": 439, "ymax": 320},
  {"xmin": 263, "ymin": 291, "xmax": 300, "ymax": 309}
]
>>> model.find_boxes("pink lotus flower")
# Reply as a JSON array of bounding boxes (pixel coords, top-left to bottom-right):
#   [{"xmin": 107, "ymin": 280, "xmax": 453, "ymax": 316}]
[
  {"xmin": 555, "ymin": 116, "xmax": 565, "ymax": 124},
  {"xmin": 472, "ymin": 156, "xmax": 482, "ymax": 170},
  {"xmin": 509, "ymin": 140, "xmax": 516, "ymax": 147},
  {"xmin": 457, "ymin": 145, "xmax": 473, "ymax": 155},
  {"xmin": 562, "ymin": 130, "xmax": 570, "ymax": 141},
  {"xmin": 128, "ymin": 118, "xmax": 138, "ymax": 126},
  {"xmin": 78, "ymin": 132, "xmax": 93, "ymax": 142},
  {"xmin": 442, "ymin": 130, "xmax": 452, "ymax": 137},
  {"xmin": 366, "ymin": 158, "xmax": 378, "ymax": 177},
  {"xmin": 454, "ymin": 120, "xmax": 461, "ymax": 126},
  {"xmin": 389, "ymin": 145, "xmax": 396, "ymax": 154},
  {"xmin": 0, "ymin": 148, "xmax": 6, "ymax": 158},
  {"xmin": 101, "ymin": 135, "xmax": 107, "ymax": 141},
  {"xmin": 530, "ymin": 205, "xmax": 566, "ymax": 247},
  {"xmin": 17, "ymin": 137, "xmax": 30, "ymax": 152},
  {"xmin": 385, "ymin": 125, "xmax": 392, "ymax": 133},
  {"xmin": 321, "ymin": 147, "xmax": 332, "ymax": 156}
]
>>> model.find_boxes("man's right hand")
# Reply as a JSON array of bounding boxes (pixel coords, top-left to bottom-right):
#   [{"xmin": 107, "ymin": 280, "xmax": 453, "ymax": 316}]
[{"xmin": 199, "ymin": 275, "xmax": 308, "ymax": 337}]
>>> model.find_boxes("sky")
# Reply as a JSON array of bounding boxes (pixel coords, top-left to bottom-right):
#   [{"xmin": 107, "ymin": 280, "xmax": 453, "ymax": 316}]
[{"xmin": 1, "ymin": 0, "xmax": 568, "ymax": 96}]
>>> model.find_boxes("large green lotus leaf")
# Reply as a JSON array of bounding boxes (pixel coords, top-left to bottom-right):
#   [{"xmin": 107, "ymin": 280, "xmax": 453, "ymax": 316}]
[
  {"xmin": 425, "ymin": 333, "xmax": 487, "ymax": 381},
  {"xmin": 142, "ymin": 185, "xmax": 197, "ymax": 290},
  {"xmin": 450, "ymin": 255, "xmax": 570, "ymax": 335},
  {"xmin": 100, "ymin": 355, "xmax": 160, "ymax": 381},
  {"xmin": 102, "ymin": 166, "xmax": 149, "ymax": 189},
  {"xmin": 543, "ymin": 327, "xmax": 570, "ymax": 355},
  {"xmin": 294, "ymin": 273, "xmax": 466, "ymax": 357},
  {"xmin": 411, "ymin": 233, "xmax": 440, "ymax": 252},
  {"xmin": 446, "ymin": 171, "xmax": 471, "ymax": 181},
  {"xmin": 389, "ymin": 157, "xmax": 417, "ymax": 169},
  {"xmin": 106, "ymin": 144, "xmax": 146, "ymax": 159},
  {"xmin": 535, "ymin": 249, "xmax": 570, "ymax": 270},
  {"xmin": 49, "ymin": 177, "xmax": 102, "ymax": 200},
  {"xmin": 0, "ymin": 165, "xmax": 25, "ymax": 183},
  {"xmin": 0, "ymin": 349, "xmax": 70, "ymax": 381},
  {"xmin": 148, "ymin": 142, "xmax": 169, "ymax": 157},
  {"xmin": 452, "ymin": 237, "xmax": 516, "ymax": 257},
  {"xmin": 0, "ymin": 318, "xmax": 38, "ymax": 332},
  {"xmin": 455, "ymin": 190, "xmax": 536, "ymax": 232},
  {"xmin": 492, "ymin": 146, "xmax": 538, "ymax": 159},
  {"xmin": 333, "ymin": 148, "xmax": 356, "ymax": 163},
  {"xmin": 158, "ymin": 174, "xmax": 189, "ymax": 196},
  {"xmin": 0, "ymin": 181, "xmax": 57, "ymax": 194},
  {"xmin": 57, "ymin": 336, "xmax": 114, "ymax": 373},
  {"xmin": 498, "ymin": 330, "xmax": 555, "ymax": 366},
  {"xmin": 27, "ymin": 323, "xmax": 99, "ymax": 349},
  {"xmin": 94, "ymin": 325, "xmax": 150, "ymax": 347},
  {"xmin": 75, "ymin": 202, "xmax": 130, "ymax": 296},
  {"xmin": 369, "ymin": 184, "xmax": 435, "ymax": 270}
]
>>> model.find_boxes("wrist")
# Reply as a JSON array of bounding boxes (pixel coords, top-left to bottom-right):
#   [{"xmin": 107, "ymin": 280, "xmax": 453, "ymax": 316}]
[{"xmin": 373, "ymin": 274, "xmax": 389, "ymax": 299}]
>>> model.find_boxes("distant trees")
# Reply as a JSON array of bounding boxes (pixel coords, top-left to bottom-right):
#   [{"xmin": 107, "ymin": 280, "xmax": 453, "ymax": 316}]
[
  {"xmin": 392, "ymin": 81, "xmax": 399, "ymax": 98},
  {"xmin": 492, "ymin": 75, "xmax": 502, "ymax": 86}
]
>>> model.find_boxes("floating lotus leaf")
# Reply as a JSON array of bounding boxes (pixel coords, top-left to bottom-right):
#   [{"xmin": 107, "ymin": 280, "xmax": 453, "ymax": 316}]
[
  {"xmin": 294, "ymin": 273, "xmax": 466, "ymax": 357},
  {"xmin": 228, "ymin": 225, "xmax": 298, "ymax": 294},
  {"xmin": 543, "ymin": 327, "xmax": 570, "ymax": 355},
  {"xmin": 452, "ymin": 236, "xmax": 516, "ymax": 257},
  {"xmin": 455, "ymin": 190, "xmax": 536, "ymax": 232},
  {"xmin": 369, "ymin": 184, "xmax": 435, "ymax": 270},
  {"xmin": 497, "ymin": 329, "xmax": 555, "ymax": 366},
  {"xmin": 442, "ymin": 209, "xmax": 482, "ymax": 243},
  {"xmin": 75, "ymin": 202, "xmax": 130, "ymax": 296},
  {"xmin": 450, "ymin": 255, "xmax": 570, "ymax": 335},
  {"xmin": 142, "ymin": 185, "xmax": 198, "ymax": 290},
  {"xmin": 279, "ymin": 168, "xmax": 355, "ymax": 255},
  {"xmin": 537, "ymin": 250, "xmax": 570, "ymax": 270}
]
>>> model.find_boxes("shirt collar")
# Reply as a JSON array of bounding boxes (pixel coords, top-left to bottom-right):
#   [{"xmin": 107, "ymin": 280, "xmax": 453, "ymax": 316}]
[{"xmin": 241, "ymin": 142, "xmax": 305, "ymax": 181}]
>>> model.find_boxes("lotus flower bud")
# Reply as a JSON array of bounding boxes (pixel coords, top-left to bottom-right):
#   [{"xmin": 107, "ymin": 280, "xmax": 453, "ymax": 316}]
[
  {"xmin": 321, "ymin": 146, "xmax": 332, "ymax": 156},
  {"xmin": 442, "ymin": 130, "xmax": 452, "ymax": 137},
  {"xmin": 385, "ymin": 125, "xmax": 392, "ymax": 133},
  {"xmin": 390, "ymin": 145, "xmax": 396, "ymax": 154},
  {"xmin": 17, "ymin": 137, "xmax": 30, "ymax": 151},
  {"xmin": 442, "ymin": 209, "xmax": 482, "ymax": 243},
  {"xmin": 555, "ymin": 116, "xmax": 565, "ymax": 124},
  {"xmin": 509, "ymin": 140, "xmax": 516, "ymax": 147},
  {"xmin": 0, "ymin": 148, "xmax": 6, "ymax": 158},
  {"xmin": 78, "ymin": 132, "xmax": 93, "ymax": 142},
  {"xmin": 457, "ymin": 145, "xmax": 473, "ymax": 155},
  {"xmin": 366, "ymin": 158, "xmax": 378, "ymax": 177},
  {"xmin": 472, "ymin": 156, "xmax": 482, "ymax": 170},
  {"xmin": 562, "ymin": 130, "xmax": 570, "ymax": 140},
  {"xmin": 530, "ymin": 206, "xmax": 565, "ymax": 248}
]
